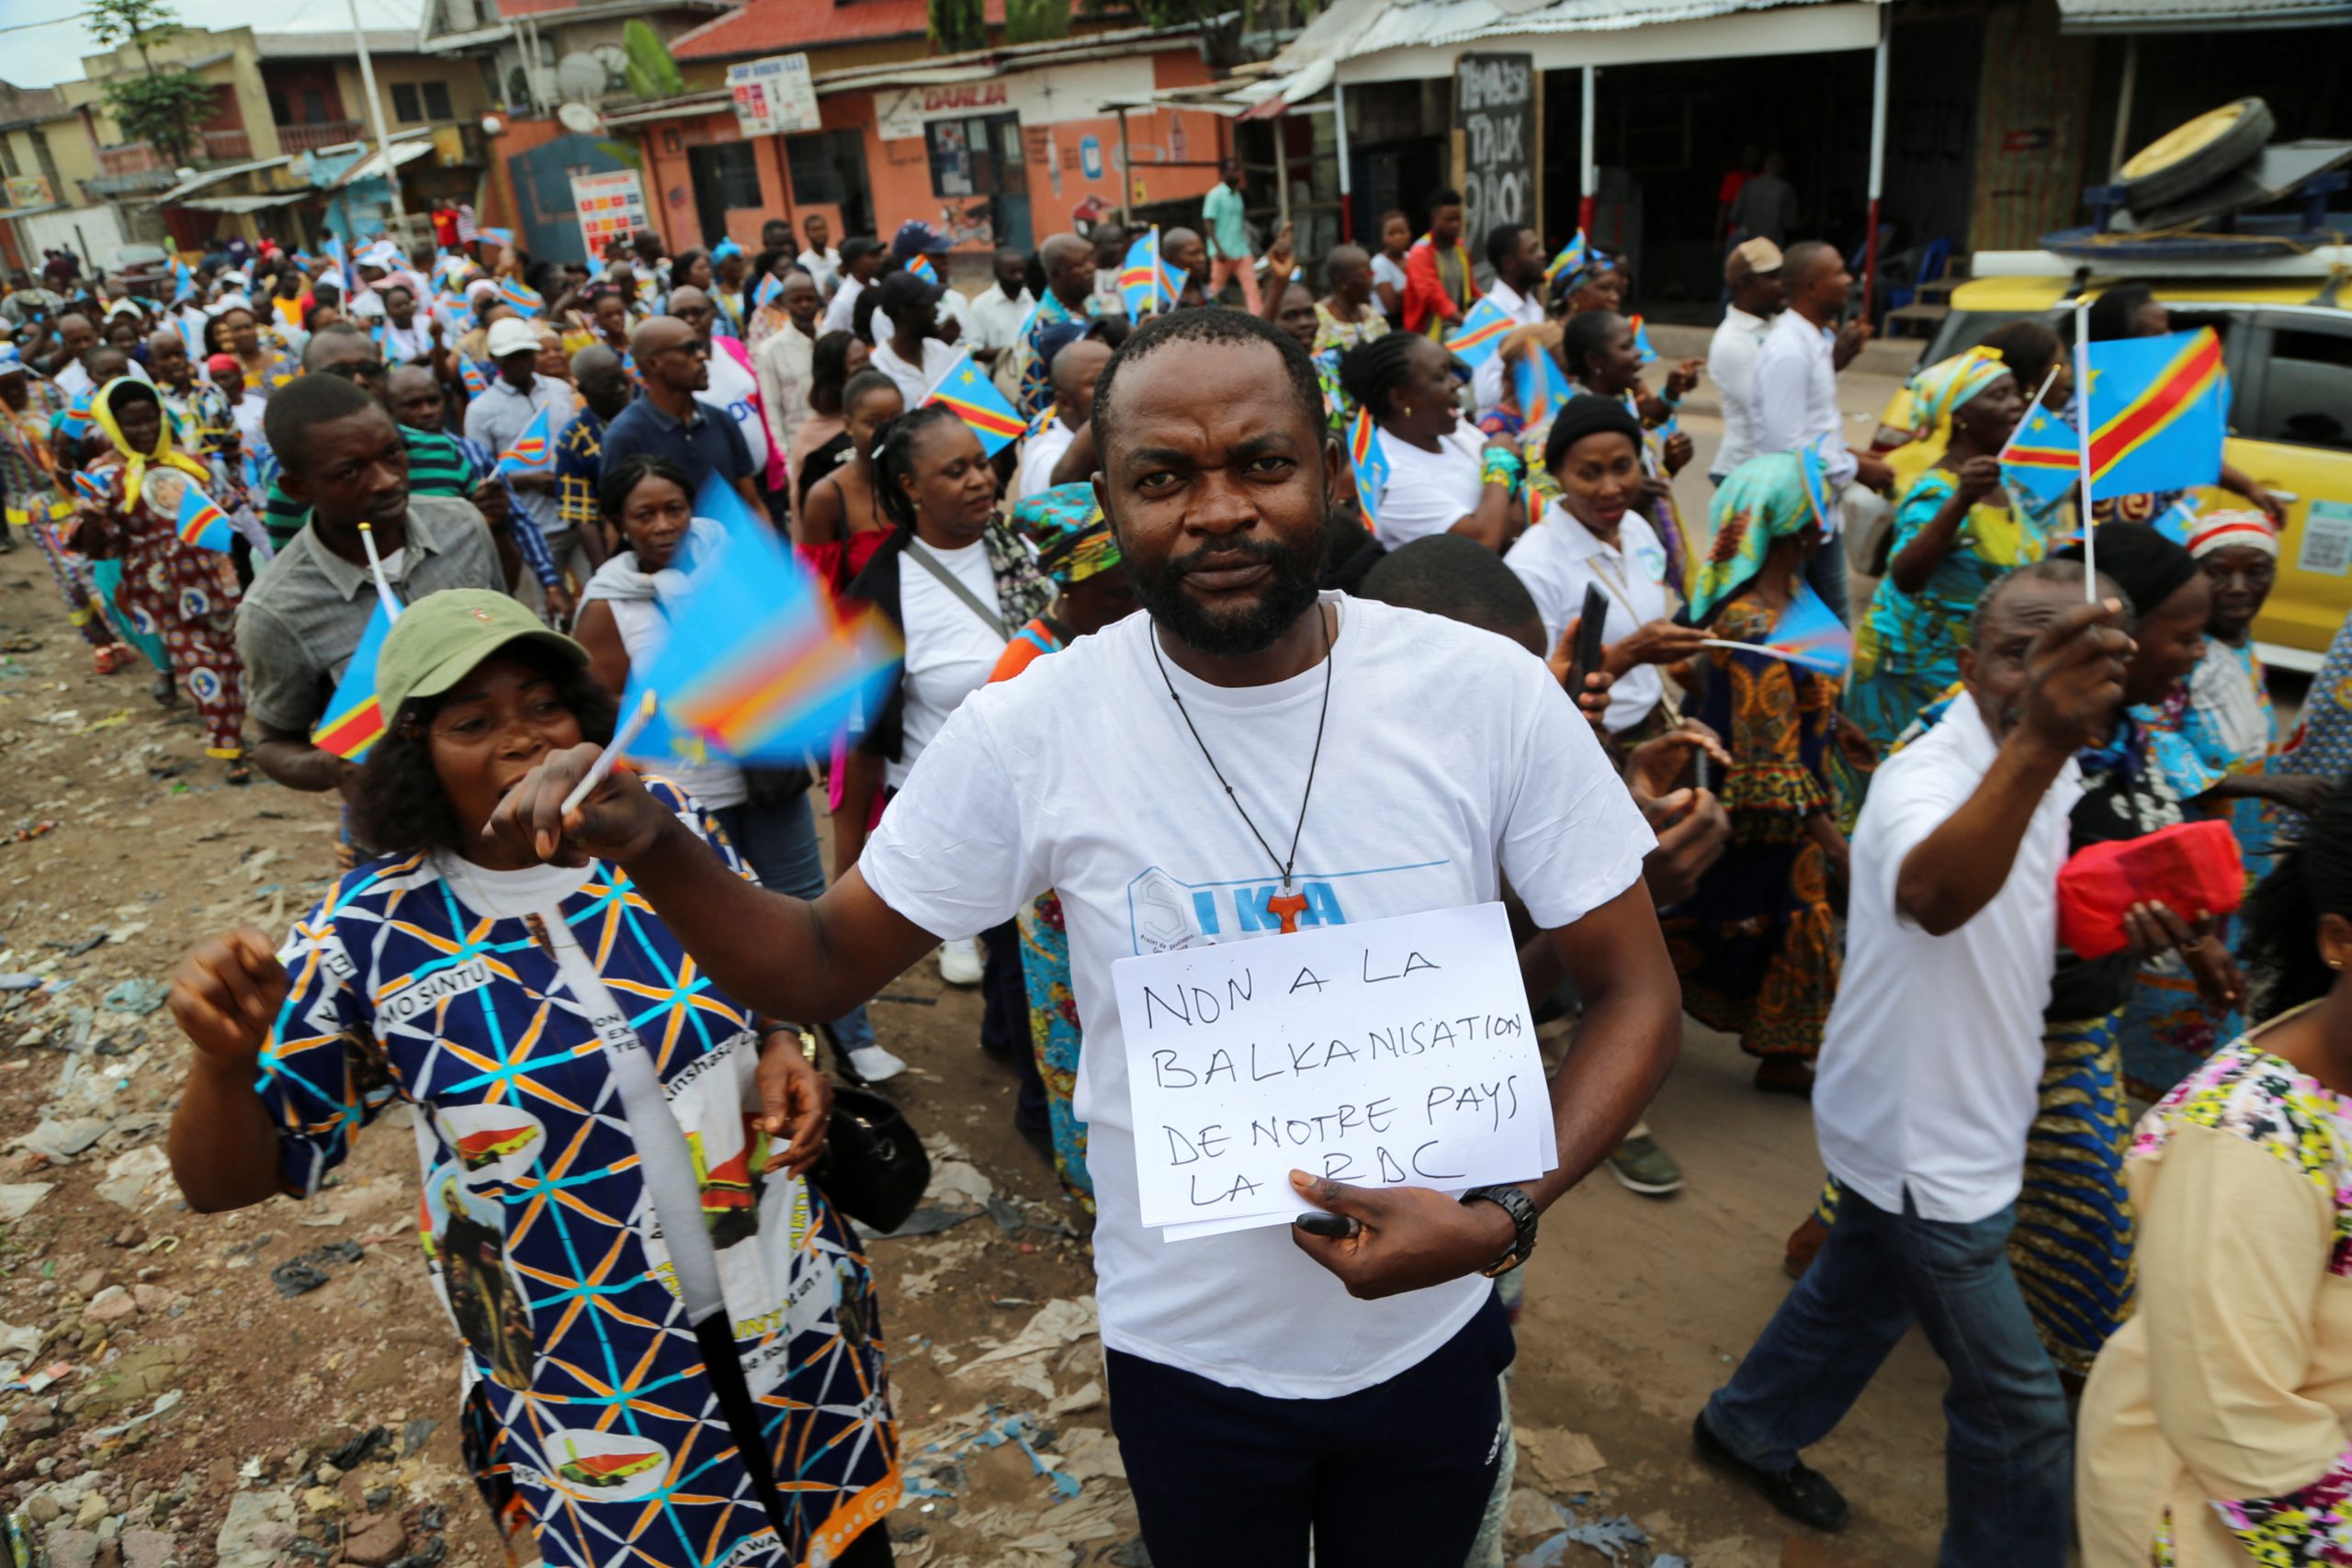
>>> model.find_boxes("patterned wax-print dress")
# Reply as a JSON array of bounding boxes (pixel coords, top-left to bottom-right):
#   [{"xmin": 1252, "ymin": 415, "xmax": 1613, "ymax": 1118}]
[
  {"xmin": 2274, "ymin": 607, "xmax": 2352, "ymax": 841},
  {"xmin": 1846, "ymin": 468, "xmax": 2049, "ymax": 753},
  {"xmin": 255, "ymin": 781, "xmax": 899, "ymax": 1568},
  {"xmin": 1660, "ymin": 595, "xmax": 1841, "ymax": 1061},
  {"xmin": 2184, "ymin": 633, "xmax": 2280, "ymax": 887},
  {"xmin": 73, "ymin": 457, "xmax": 245, "ymax": 757},
  {"xmin": 2077, "ymin": 1024, "xmax": 2352, "ymax": 1568}
]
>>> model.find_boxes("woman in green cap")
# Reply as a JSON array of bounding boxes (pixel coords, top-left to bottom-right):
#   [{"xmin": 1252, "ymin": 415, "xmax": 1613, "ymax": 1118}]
[{"xmin": 162, "ymin": 589, "xmax": 901, "ymax": 1568}]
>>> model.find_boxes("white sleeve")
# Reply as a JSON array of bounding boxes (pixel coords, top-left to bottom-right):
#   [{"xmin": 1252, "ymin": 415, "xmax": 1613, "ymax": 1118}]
[
  {"xmin": 1472, "ymin": 352, "xmax": 1506, "ymax": 416},
  {"xmin": 1503, "ymin": 533, "xmax": 1578, "ymax": 651},
  {"xmin": 1495, "ymin": 658, "xmax": 1655, "ymax": 929},
  {"xmin": 857, "ymin": 696, "xmax": 1046, "ymax": 941},
  {"xmin": 1374, "ymin": 452, "xmax": 1477, "ymax": 549},
  {"xmin": 1749, "ymin": 339, "xmax": 1807, "ymax": 457},
  {"xmin": 1852, "ymin": 745, "xmax": 1973, "ymax": 919}
]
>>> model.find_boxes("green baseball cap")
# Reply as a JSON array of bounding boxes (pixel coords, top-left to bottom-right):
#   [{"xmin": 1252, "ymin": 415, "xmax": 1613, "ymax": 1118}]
[{"xmin": 374, "ymin": 589, "xmax": 587, "ymax": 723}]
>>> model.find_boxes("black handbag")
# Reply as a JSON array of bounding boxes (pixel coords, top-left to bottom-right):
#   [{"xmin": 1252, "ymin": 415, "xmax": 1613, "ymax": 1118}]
[{"xmin": 792, "ymin": 1027, "xmax": 931, "ymax": 1234}]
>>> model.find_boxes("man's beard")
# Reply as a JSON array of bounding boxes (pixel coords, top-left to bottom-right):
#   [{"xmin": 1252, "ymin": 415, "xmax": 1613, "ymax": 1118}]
[{"xmin": 1125, "ymin": 507, "xmax": 1335, "ymax": 659}]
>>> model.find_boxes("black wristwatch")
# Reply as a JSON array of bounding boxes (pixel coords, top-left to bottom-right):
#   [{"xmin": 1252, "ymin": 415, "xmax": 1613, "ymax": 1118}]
[{"xmin": 1461, "ymin": 1184, "xmax": 1539, "ymax": 1278}]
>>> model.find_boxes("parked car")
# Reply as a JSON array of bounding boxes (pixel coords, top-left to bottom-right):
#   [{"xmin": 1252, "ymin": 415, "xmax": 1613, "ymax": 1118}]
[{"xmin": 1872, "ymin": 248, "xmax": 2352, "ymax": 670}]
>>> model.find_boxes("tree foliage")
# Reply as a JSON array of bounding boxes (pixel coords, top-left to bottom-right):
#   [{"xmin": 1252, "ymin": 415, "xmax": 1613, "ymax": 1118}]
[
  {"xmin": 621, "ymin": 19, "xmax": 685, "ymax": 101},
  {"xmin": 87, "ymin": 0, "xmax": 209, "ymax": 163},
  {"xmin": 1004, "ymin": 0, "xmax": 1071, "ymax": 45},
  {"xmin": 927, "ymin": 0, "xmax": 987, "ymax": 54}
]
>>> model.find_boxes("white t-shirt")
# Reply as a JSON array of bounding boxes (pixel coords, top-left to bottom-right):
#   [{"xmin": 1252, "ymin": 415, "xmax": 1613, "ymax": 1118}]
[
  {"xmin": 1371, "ymin": 425, "xmax": 1487, "ymax": 550},
  {"xmin": 699, "ymin": 339, "xmax": 769, "ymax": 478},
  {"xmin": 1506, "ymin": 505, "xmax": 1671, "ymax": 734},
  {"xmin": 1371, "ymin": 253, "xmax": 1408, "ymax": 306},
  {"xmin": 858, "ymin": 595, "xmax": 1653, "ymax": 1399},
  {"xmin": 890, "ymin": 537, "xmax": 1010, "ymax": 791},
  {"xmin": 820, "ymin": 275, "xmax": 866, "ymax": 336},
  {"xmin": 870, "ymin": 336, "xmax": 958, "ymax": 414},
  {"xmin": 1812, "ymin": 697, "xmax": 2082, "ymax": 1224},
  {"xmin": 1015, "ymin": 416, "xmax": 1077, "ymax": 503},
  {"xmin": 436, "ymin": 856, "xmax": 729, "ymax": 1325},
  {"xmin": 1468, "ymin": 279, "xmax": 1549, "ymax": 414}
]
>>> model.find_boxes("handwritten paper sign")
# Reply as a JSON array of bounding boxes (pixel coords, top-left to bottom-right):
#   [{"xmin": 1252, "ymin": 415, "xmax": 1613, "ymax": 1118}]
[{"xmin": 1111, "ymin": 903, "xmax": 1555, "ymax": 1238}]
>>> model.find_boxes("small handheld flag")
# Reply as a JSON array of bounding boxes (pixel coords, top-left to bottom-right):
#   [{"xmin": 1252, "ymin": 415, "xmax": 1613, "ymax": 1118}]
[
  {"xmin": 753, "ymin": 271, "xmax": 784, "ymax": 310},
  {"xmin": 907, "ymin": 254, "xmax": 938, "ymax": 285},
  {"xmin": 172, "ymin": 484, "xmax": 235, "ymax": 553},
  {"xmin": 1997, "ymin": 367, "xmax": 2076, "ymax": 507},
  {"xmin": 2079, "ymin": 325, "xmax": 2226, "ymax": 503},
  {"xmin": 1348, "ymin": 408, "xmax": 1391, "ymax": 525},
  {"xmin": 1629, "ymin": 313, "xmax": 1660, "ymax": 367},
  {"xmin": 1444, "ymin": 298, "xmax": 1514, "ymax": 369},
  {"xmin": 1698, "ymin": 583, "xmax": 1852, "ymax": 676},
  {"xmin": 495, "ymin": 406, "xmax": 556, "ymax": 476},
  {"xmin": 311, "ymin": 599, "xmax": 394, "ymax": 761},
  {"xmin": 495, "ymin": 276, "xmax": 544, "ymax": 316},
  {"xmin": 478, "ymin": 227, "xmax": 515, "ymax": 252},
  {"xmin": 922, "ymin": 349, "xmax": 1026, "ymax": 457},
  {"xmin": 1119, "ymin": 229, "xmax": 1177, "ymax": 319},
  {"xmin": 561, "ymin": 691, "xmax": 658, "ymax": 816},
  {"xmin": 70, "ymin": 470, "xmax": 105, "ymax": 503},
  {"xmin": 458, "ymin": 357, "xmax": 490, "ymax": 397},
  {"xmin": 170, "ymin": 259, "xmax": 196, "ymax": 303},
  {"xmin": 1512, "ymin": 352, "xmax": 1572, "ymax": 427}
]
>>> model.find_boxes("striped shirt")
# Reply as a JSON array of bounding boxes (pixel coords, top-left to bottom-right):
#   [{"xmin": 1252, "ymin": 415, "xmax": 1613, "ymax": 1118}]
[{"xmin": 262, "ymin": 423, "xmax": 479, "ymax": 548}]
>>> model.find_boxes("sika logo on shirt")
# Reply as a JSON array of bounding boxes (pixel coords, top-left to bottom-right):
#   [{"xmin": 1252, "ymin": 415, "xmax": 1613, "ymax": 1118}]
[{"xmin": 1124, "ymin": 862, "xmax": 1449, "ymax": 953}]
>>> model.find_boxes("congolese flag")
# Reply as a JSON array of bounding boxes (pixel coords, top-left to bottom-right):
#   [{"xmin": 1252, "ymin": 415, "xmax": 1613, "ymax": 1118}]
[
  {"xmin": 923, "ymin": 348, "xmax": 1025, "ymax": 457},
  {"xmin": 1348, "ymin": 408, "xmax": 1390, "ymax": 526},
  {"xmin": 458, "ymin": 357, "xmax": 490, "ymax": 397},
  {"xmin": 1119, "ymin": 229, "xmax": 1181, "ymax": 319},
  {"xmin": 495, "ymin": 276, "xmax": 544, "ymax": 316},
  {"xmin": 1512, "ymin": 352, "xmax": 1572, "ymax": 426},
  {"xmin": 1999, "ymin": 402, "xmax": 2080, "ymax": 507},
  {"xmin": 1544, "ymin": 231, "xmax": 1588, "ymax": 290},
  {"xmin": 312, "ymin": 599, "xmax": 395, "ymax": 761},
  {"xmin": 907, "ymin": 255, "xmax": 938, "ymax": 285},
  {"xmin": 2080, "ymin": 326, "xmax": 2226, "ymax": 502},
  {"xmin": 1444, "ymin": 298, "xmax": 1513, "ymax": 369},
  {"xmin": 753, "ymin": 271, "xmax": 784, "ymax": 310},
  {"xmin": 173, "ymin": 483, "xmax": 235, "ymax": 553},
  {"xmin": 1757, "ymin": 581, "xmax": 1851, "ymax": 676},
  {"xmin": 495, "ymin": 406, "xmax": 556, "ymax": 477}
]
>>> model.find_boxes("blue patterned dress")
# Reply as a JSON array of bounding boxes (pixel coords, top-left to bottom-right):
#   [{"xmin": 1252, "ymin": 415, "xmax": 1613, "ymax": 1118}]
[{"xmin": 254, "ymin": 781, "xmax": 899, "ymax": 1568}]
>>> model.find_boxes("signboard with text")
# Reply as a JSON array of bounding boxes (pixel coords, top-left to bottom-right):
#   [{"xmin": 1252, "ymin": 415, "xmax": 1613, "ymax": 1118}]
[
  {"xmin": 728, "ymin": 53, "xmax": 819, "ymax": 137},
  {"xmin": 570, "ymin": 168, "xmax": 650, "ymax": 262},
  {"xmin": 3, "ymin": 175, "xmax": 51, "ymax": 211},
  {"xmin": 1454, "ymin": 53, "xmax": 1537, "ymax": 265}
]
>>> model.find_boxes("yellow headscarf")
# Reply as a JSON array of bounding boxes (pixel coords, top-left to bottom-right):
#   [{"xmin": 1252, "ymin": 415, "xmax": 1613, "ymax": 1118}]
[
  {"xmin": 89, "ymin": 377, "xmax": 209, "ymax": 507},
  {"xmin": 1905, "ymin": 345, "xmax": 2013, "ymax": 437}
]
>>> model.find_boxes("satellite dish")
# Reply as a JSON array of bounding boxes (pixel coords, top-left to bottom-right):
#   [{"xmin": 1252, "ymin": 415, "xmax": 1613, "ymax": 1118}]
[
  {"xmin": 555, "ymin": 51, "xmax": 607, "ymax": 106},
  {"xmin": 558, "ymin": 101, "xmax": 602, "ymax": 135}
]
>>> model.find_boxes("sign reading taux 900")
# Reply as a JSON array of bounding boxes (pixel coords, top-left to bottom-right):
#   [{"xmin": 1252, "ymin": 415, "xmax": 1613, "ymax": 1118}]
[{"xmin": 1110, "ymin": 902, "xmax": 1556, "ymax": 1239}]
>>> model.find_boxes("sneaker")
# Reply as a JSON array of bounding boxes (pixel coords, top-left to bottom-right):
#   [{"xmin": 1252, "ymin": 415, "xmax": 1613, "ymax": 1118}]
[
  {"xmin": 1691, "ymin": 1410, "xmax": 1849, "ymax": 1531},
  {"xmin": 937, "ymin": 936, "xmax": 983, "ymax": 987},
  {"xmin": 846, "ymin": 1043, "xmax": 908, "ymax": 1083},
  {"xmin": 1607, "ymin": 1133, "xmax": 1685, "ymax": 1196}
]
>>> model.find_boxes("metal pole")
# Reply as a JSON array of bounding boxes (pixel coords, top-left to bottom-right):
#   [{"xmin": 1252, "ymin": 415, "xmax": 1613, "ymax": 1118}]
[
  {"xmin": 2109, "ymin": 35, "xmax": 2140, "ymax": 177},
  {"xmin": 1332, "ymin": 78, "xmax": 1353, "ymax": 243},
  {"xmin": 2075, "ymin": 298, "xmax": 2097, "ymax": 602},
  {"xmin": 1577, "ymin": 65, "xmax": 1596, "ymax": 239},
  {"xmin": 1117, "ymin": 108, "xmax": 1133, "ymax": 227},
  {"xmin": 347, "ymin": 0, "xmax": 407, "ymax": 224},
  {"xmin": 1862, "ymin": 5, "xmax": 1889, "ymax": 325},
  {"xmin": 1273, "ymin": 116, "xmax": 1292, "ymax": 235}
]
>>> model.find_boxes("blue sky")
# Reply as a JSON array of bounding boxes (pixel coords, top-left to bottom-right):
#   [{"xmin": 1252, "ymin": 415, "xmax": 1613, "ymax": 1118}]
[{"xmin": 11, "ymin": 0, "xmax": 425, "ymax": 90}]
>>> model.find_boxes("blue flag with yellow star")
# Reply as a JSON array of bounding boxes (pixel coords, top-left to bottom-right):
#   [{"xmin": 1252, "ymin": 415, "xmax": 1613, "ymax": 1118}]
[{"xmin": 923, "ymin": 347, "xmax": 1026, "ymax": 457}]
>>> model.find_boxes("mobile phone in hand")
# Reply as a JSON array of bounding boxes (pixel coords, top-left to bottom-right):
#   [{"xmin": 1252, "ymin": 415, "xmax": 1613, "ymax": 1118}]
[{"xmin": 1568, "ymin": 582, "xmax": 1609, "ymax": 701}]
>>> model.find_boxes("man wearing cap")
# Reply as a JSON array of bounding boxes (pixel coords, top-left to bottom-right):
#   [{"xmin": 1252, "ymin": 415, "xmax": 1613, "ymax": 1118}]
[
  {"xmin": 1707, "ymin": 238, "xmax": 1786, "ymax": 486},
  {"xmin": 820, "ymin": 238, "xmax": 886, "ymax": 336},
  {"xmin": 465, "ymin": 316, "xmax": 580, "ymax": 615},
  {"xmin": 869, "ymin": 271, "xmax": 959, "ymax": 413},
  {"xmin": 888, "ymin": 221, "xmax": 971, "ymax": 344}
]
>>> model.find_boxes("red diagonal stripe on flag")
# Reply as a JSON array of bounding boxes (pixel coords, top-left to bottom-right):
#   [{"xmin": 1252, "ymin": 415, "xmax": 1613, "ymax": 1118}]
[{"xmin": 2089, "ymin": 331, "xmax": 2223, "ymax": 479}]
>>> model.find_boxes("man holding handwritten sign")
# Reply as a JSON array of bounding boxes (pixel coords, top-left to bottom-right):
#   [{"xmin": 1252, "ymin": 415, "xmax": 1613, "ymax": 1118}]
[{"xmin": 484, "ymin": 310, "xmax": 1683, "ymax": 1566}]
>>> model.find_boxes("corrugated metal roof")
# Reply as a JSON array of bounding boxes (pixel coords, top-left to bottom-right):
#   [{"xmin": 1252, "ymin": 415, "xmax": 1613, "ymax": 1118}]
[
  {"xmin": 669, "ymin": 0, "xmax": 1006, "ymax": 62},
  {"xmin": 2057, "ymin": 0, "xmax": 2352, "ymax": 29},
  {"xmin": 1258, "ymin": 0, "xmax": 1860, "ymax": 77}
]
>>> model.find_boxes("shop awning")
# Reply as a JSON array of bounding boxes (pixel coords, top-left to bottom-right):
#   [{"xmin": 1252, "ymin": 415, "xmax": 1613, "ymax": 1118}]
[
  {"xmin": 330, "ymin": 137, "xmax": 435, "ymax": 189},
  {"xmin": 180, "ymin": 191, "xmax": 311, "ymax": 213},
  {"xmin": 1251, "ymin": 0, "xmax": 1881, "ymax": 92},
  {"xmin": 156, "ymin": 154, "xmax": 293, "ymax": 206},
  {"xmin": 2057, "ymin": 0, "xmax": 2352, "ymax": 29}
]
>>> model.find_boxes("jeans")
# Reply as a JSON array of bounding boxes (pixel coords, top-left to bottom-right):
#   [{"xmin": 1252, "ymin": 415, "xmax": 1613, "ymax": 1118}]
[
  {"xmin": 712, "ymin": 797, "xmax": 877, "ymax": 1057},
  {"xmin": 1107, "ymin": 1292, "xmax": 1511, "ymax": 1567},
  {"xmin": 1703, "ymin": 1182, "xmax": 2071, "ymax": 1568}
]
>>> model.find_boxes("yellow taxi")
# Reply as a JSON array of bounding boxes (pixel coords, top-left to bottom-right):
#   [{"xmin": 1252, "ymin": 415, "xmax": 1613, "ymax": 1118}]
[{"xmin": 1874, "ymin": 252, "xmax": 2352, "ymax": 671}]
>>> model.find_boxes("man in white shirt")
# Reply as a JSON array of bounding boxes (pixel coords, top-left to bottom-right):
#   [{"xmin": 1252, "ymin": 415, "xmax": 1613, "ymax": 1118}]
[
  {"xmin": 867, "ymin": 272, "xmax": 960, "ymax": 412},
  {"xmin": 1705, "ymin": 238, "xmax": 1784, "ymax": 484},
  {"xmin": 1750, "ymin": 241, "xmax": 1888, "ymax": 621},
  {"xmin": 1469, "ymin": 224, "xmax": 1552, "ymax": 415},
  {"xmin": 1014, "ymin": 332, "xmax": 1109, "ymax": 503},
  {"xmin": 969, "ymin": 248, "xmax": 1035, "ymax": 367},
  {"xmin": 1088, "ymin": 223, "xmax": 1127, "ymax": 319},
  {"xmin": 753, "ymin": 272, "xmax": 823, "ymax": 479},
  {"xmin": 796, "ymin": 214, "xmax": 842, "ymax": 301},
  {"xmin": 487, "ymin": 307, "xmax": 1683, "ymax": 1568},
  {"xmin": 1696, "ymin": 560, "xmax": 2131, "ymax": 1565},
  {"xmin": 819, "ymin": 238, "xmax": 885, "ymax": 336}
]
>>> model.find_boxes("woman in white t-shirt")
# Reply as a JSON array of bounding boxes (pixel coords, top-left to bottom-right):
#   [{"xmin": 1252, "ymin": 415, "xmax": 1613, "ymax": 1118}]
[
  {"xmin": 1340, "ymin": 333, "xmax": 1525, "ymax": 553},
  {"xmin": 1506, "ymin": 396, "xmax": 1708, "ymax": 740},
  {"xmin": 839, "ymin": 401, "xmax": 1057, "ymax": 1022}
]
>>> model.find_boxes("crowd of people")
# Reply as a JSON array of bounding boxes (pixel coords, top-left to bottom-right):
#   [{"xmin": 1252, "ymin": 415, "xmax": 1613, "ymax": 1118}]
[{"xmin": 0, "ymin": 175, "xmax": 2334, "ymax": 1568}]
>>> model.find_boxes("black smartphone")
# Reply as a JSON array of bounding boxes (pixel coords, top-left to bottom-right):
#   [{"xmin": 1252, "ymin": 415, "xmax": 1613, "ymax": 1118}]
[
  {"xmin": 1568, "ymin": 582, "xmax": 1610, "ymax": 701},
  {"xmin": 1692, "ymin": 751, "xmax": 1712, "ymax": 795},
  {"xmin": 1295, "ymin": 1213, "xmax": 1361, "ymax": 1239}
]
